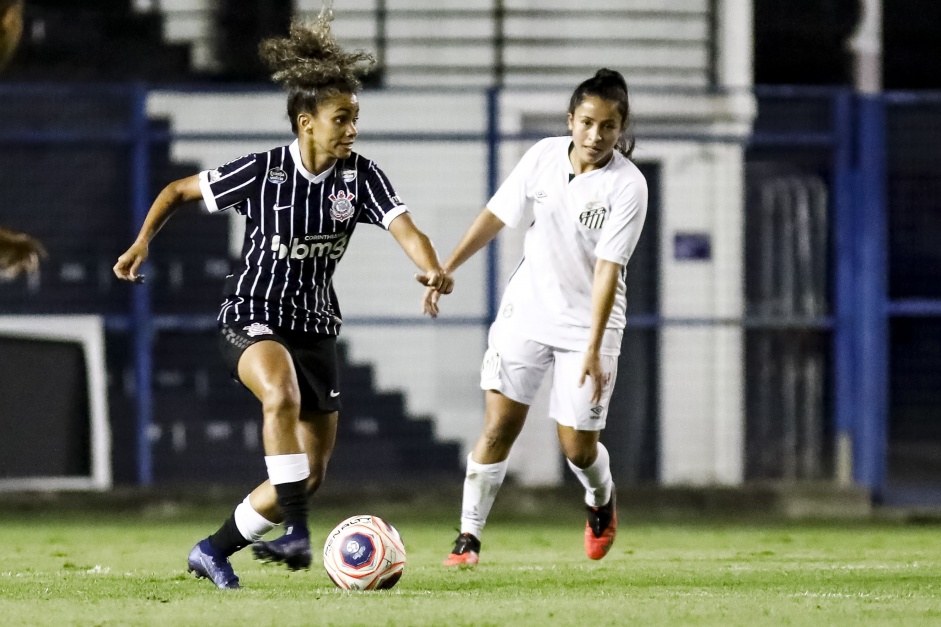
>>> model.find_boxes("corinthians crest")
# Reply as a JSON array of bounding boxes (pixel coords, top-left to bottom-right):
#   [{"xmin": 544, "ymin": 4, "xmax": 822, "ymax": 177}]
[
  {"xmin": 579, "ymin": 201, "xmax": 607, "ymax": 229},
  {"xmin": 328, "ymin": 190, "xmax": 355, "ymax": 221}
]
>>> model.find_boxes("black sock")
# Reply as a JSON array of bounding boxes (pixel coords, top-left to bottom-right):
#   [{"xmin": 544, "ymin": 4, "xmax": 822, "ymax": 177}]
[
  {"xmin": 274, "ymin": 479, "xmax": 309, "ymax": 533},
  {"xmin": 207, "ymin": 513, "xmax": 250, "ymax": 556}
]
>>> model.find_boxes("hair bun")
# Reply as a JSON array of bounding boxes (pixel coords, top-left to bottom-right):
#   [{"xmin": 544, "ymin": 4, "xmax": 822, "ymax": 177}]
[{"xmin": 594, "ymin": 68, "xmax": 628, "ymax": 91}]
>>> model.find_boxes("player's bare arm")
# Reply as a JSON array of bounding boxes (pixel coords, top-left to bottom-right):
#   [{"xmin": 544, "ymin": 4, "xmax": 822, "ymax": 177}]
[
  {"xmin": 113, "ymin": 174, "xmax": 202, "ymax": 281},
  {"xmin": 579, "ymin": 259, "xmax": 622, "ymax": 403},
  {"xmin": 388, "ymin": 213, "xmax": 454, "ymax": 316},
  {"xmin": 0, "ymin": 0, "xmax": 24, "ymax": 71},
  {"xmin": 421, "ymin": 208, "xmax": 506, "ymax": 316},
  {"xmin": 0, "ymin": 226, "xmax": 45, "ymax": 278}
]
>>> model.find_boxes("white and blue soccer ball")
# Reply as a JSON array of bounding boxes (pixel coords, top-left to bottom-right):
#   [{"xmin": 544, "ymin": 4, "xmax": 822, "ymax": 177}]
[{"xmin": 323, "ymin": 514, "xmax": 406, "ymax": 590}]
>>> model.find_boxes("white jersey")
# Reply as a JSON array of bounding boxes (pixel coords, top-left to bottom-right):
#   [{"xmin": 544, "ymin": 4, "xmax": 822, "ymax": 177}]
[{"xmin": 487, "ymin": 137, "xmax": 648, "ymax": 355}]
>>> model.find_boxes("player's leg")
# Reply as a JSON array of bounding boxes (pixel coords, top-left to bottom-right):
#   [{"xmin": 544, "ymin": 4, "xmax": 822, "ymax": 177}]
[
  {"xmin": 551, "ymin": 350, "xmax": 618, "ymax": 560},
  {"xmin": 250, "ymin": 410, "xmax": 337, "ymax": 568},
  {"xmin": 445, "ymin": 323, "xmax": 551, "ymax": 566},
  {"xmin": 445, "ymin": 391, "xmax": 529, "ymax": 566},
  {"xmin": 231, "ymin": 339, "xmax": 316, "ymax": 570},
  {"xmin": 189, "ymin": 411, "xmax": 337, "ymax": 587}
]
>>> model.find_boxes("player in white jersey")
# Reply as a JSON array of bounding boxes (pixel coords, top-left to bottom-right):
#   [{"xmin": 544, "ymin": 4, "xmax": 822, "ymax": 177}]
[
  {"xmin": 114, "ymin": 19, "xmax": 453, "ymax": 589},
  {"xmin": 426, "ymin": 69, "xmax": 648, "ymax": 565}
]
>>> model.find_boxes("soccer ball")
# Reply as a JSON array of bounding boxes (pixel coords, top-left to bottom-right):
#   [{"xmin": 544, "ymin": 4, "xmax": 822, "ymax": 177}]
[{"xmin": 323, "ymin": 515, "xmax": 406, "ymax": 590}]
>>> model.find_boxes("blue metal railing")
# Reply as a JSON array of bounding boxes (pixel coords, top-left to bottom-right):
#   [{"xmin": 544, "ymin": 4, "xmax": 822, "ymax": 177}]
[{"xmin": 6, "ymin": 82, "xmax": 940, "ymax": 498}]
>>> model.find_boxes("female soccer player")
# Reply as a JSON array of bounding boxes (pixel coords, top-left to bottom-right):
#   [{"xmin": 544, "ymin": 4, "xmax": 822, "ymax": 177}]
[
  {"xmin": 426, "ymin": 69, "xmax": 648, "ymax": 565},
  {"xmin": 114, "ymin": 20, "xmax": 452, "ymax": 589}
]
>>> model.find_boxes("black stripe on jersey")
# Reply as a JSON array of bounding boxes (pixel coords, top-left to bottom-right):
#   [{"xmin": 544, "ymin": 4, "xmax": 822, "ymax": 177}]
[{"xmin": 210, "ymin": 142, "xmax": 406, "ymax": 334}]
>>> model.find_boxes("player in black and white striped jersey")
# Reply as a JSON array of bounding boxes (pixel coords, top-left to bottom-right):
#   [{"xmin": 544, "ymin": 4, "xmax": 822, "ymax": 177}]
[{"xmin": 114, "ymin": 19, "xmax": 453, "ymax": 589}]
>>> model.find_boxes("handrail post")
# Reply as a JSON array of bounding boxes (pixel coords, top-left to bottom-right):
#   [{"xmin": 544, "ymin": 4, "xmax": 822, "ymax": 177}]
[{"xmin": 130, "ymin": 82, "xmax": 154, "ymax": 486}]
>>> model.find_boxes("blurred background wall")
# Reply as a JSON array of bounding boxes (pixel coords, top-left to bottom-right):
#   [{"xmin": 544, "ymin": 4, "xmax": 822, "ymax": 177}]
[{"xmin": 1, "ymin": 0, "xmax": 939, "ymax": 507}]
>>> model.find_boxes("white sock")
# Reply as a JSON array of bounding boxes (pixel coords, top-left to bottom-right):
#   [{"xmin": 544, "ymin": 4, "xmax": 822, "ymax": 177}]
[
  {"xmin": 234, "ymin": 496, "xmax": 277, "ymax": 542},
  {"xmin": 567, "ymin": 442, "xmax": 613, "ymax": 508},
  {"xmin": 264, "ymin": 453, "xmax": 310, "ymax": 485},
  {"xmin": 460, "ymin": 452, "xmax": 508, "ymax": 540}
]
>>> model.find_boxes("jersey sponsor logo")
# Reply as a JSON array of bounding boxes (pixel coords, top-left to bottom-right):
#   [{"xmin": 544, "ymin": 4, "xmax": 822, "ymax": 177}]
[
  {"xmin": 267, "ymin": 167, "xmax": 288, "ymax": 184},
  {"xmin": 329, "ymin": 190, "xmax": 356, "ymax": 221},
  {"xmin": 270, "ymin": 233, "xmax": 349, "ymax": 261},
  {"xmin": 579, "ymin": 201, "xmax": 607, "ymax": 229},
  {"xmin": 341, "ymin": 169, "xmax": 357, "ymax": 183},
  {"xmin": 243, "ymin": 322, "xmax": 274, "ymax": 337}
]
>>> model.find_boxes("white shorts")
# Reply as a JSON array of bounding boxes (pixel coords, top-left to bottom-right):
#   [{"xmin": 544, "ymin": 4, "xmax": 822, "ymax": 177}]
[{"xmin": 480, "ymin": 320, "xmax": 618, "ymax": 431}]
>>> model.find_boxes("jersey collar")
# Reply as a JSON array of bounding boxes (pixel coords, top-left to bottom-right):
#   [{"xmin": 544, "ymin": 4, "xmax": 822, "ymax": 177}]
[{"xmin": 289, "ymin": 139, "xmax": 336, "ymax": 184}]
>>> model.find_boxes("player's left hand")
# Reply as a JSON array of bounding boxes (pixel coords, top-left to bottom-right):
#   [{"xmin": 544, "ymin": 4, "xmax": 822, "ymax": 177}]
[
  {"xmin": 578, "ymin": 350, "xmax": 610, "ymax": 404},
  {"xmin": 415, "ymin": 268, "xmax": 453, "ymax": 294}
]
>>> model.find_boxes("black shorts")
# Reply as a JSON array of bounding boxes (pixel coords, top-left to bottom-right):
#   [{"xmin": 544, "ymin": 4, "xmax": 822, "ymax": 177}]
[{"xmin": 219, "ymin": 321, "xmax": 341, "ymax": 414}]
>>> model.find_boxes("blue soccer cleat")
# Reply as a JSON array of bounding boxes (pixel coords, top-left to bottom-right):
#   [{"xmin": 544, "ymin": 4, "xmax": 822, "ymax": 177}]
[
  {"xmin": 252, "ymin": 526, "xmax": 312, "ymax": 570},
  {"xmin": 187, "ymin": 539, "xmax": 241, "ymax": 590}
]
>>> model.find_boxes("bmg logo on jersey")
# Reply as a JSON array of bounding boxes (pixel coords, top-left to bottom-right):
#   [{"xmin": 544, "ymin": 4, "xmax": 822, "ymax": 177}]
[{"xmin": 270, "ymin": 233, "xmax": 348, "ymax": 261}]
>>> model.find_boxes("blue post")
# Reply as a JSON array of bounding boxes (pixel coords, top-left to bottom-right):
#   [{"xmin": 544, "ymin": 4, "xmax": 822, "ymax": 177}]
[
  {"xmin": 854, "ymin": 94, "xmax": 888, "ymax": 494},
  {"xmin": 831, "ymin": 90, "xmax": 857, "ymax": 485},
  {"xmin": 485, "ymin": 86, "xmax": 500, "ymax": 324},
  {"xmin": 130, "ymin": 83, "xmax": 154, "ymax": 486}
]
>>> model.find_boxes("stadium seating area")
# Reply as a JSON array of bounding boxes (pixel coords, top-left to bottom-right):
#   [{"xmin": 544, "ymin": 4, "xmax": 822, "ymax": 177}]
[{"xmin": 0, "ymin": 2, "xmax": 464, "ymax": 485}]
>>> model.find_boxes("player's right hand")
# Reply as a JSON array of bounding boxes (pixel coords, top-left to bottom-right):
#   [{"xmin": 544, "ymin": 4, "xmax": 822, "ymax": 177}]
[
  {"xmin": 422, "ymin": 285, "xmax": 442, "ymax": 318},
  {"xmin": 113, "ymin": 242, "xmax": 148, "ymax": 282}
]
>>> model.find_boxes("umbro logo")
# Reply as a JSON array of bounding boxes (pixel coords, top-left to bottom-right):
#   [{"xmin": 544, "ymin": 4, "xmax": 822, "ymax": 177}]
[{"xmin": 534, "ymin": 190, "xmax": 548, "ymax": 202}]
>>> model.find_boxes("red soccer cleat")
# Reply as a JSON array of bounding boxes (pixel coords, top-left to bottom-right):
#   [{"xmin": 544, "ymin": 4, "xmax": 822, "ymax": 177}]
[
  {"xmin": 584, "ymin": 492, "xmax": 617, "ymax": 560},
  {"xmin": 443, "ymin": 532, "xmax": 481, "ymax": 566}
]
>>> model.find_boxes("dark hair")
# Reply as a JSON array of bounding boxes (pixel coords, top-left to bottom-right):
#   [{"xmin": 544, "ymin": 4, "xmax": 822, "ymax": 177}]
[
  {"xmin": 259, "ymin": 20, "xmax": 375, "ymax": 134},
  {"xmin": 568, "ymin": 68, "xmax": 634, "ymax": 159}
]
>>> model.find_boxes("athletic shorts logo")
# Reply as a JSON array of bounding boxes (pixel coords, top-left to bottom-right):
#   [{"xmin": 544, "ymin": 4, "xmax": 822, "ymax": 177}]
[
  {"xmin": 341, "ymin": 169, "xmax": 357, "ymax": 183},
  {"xmin": 329, "ymin": 190, "xmax": 356, "ymax": 221},
  {"xmin": 243, "ymin": 322, "xmax": 274, "ymax": 337},
  {"xmin": 329, "ymin": 389, "xmax": 340, "ymax": 398},
  {"xmin": 502, "ymin": 303, "xmax": 513, "ymax": 318},
  {"xmin": 481, "ymin": 349, "xmax": 501, "ymax": 380},
  {"xmin": 535, "ymin": 190, "xmax": 548, "ymax": 202},
  {"xmin": 267, "ymin": 167, "xmax": 288, "ymax": 184},
  {"xmin": 579, "ymin": 202, "xmax": 607, "ymax": 229}
]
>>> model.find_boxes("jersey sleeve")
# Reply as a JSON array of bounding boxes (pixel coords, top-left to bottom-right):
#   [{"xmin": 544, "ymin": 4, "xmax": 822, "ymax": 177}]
[
  {"xmin": 594, "ymin": 171, "xmax": 648, "ymax": 265},
  {"xmin": 357, "ymin": 161, "xmax": 409, "ymax": 229},
  {"xmin": 197, "ymin": 154, "xmax": 261, "ymax": 216},
  {"xmin": 485, "ymin": 142, "xmax": 543, "ymax": 228}
]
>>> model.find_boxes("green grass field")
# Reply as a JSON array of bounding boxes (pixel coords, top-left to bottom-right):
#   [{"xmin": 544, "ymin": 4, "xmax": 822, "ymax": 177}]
[{"xmin": 1, "ymin": 498, "xmax": 940, "ymax": 626}]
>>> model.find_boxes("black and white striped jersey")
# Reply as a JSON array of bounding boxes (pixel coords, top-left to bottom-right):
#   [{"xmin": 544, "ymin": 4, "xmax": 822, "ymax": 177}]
[{"xmin": 197, "ymin": 139, "xmax": 408, "ymax": 335}]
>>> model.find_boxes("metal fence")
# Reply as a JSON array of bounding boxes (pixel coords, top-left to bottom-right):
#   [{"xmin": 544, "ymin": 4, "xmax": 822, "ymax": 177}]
[{"xmin": 2, "ymin": 83, "xmax": 941, "ymax": 502}]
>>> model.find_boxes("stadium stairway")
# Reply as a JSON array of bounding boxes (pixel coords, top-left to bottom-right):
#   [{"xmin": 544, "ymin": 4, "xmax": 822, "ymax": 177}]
[{"xmin": 108, "ymin": 331, "xmax": 462, "ymax": 486}]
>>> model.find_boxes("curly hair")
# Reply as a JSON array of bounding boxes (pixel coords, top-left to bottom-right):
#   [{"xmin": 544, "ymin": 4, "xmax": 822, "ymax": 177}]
[{"xmin": 259, "ymin": 19, "xmax": 376, "ymax": 133}]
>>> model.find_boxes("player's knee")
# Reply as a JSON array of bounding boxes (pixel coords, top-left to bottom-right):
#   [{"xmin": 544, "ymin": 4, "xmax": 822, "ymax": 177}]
[
  {"xmin": 305, "ymin": 468, "xmax": 325, "ymax": 496},
  {"xmin": 261, "ymin": 385, "xmax": 301, "ymax": 418},
  {"xmin": 565, "ymin": 448, "xmax": 598, "ymax": 469}
]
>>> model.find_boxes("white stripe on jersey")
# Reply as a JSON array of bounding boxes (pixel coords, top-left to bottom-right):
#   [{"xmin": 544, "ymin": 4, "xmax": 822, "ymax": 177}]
[
  {"xmin": 203, "ymin": 141, "xmax": 408, "ymax": 334},
  {"xmin": 215, "ymin": 160, "xmax": 254, "ymax": 182}
]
